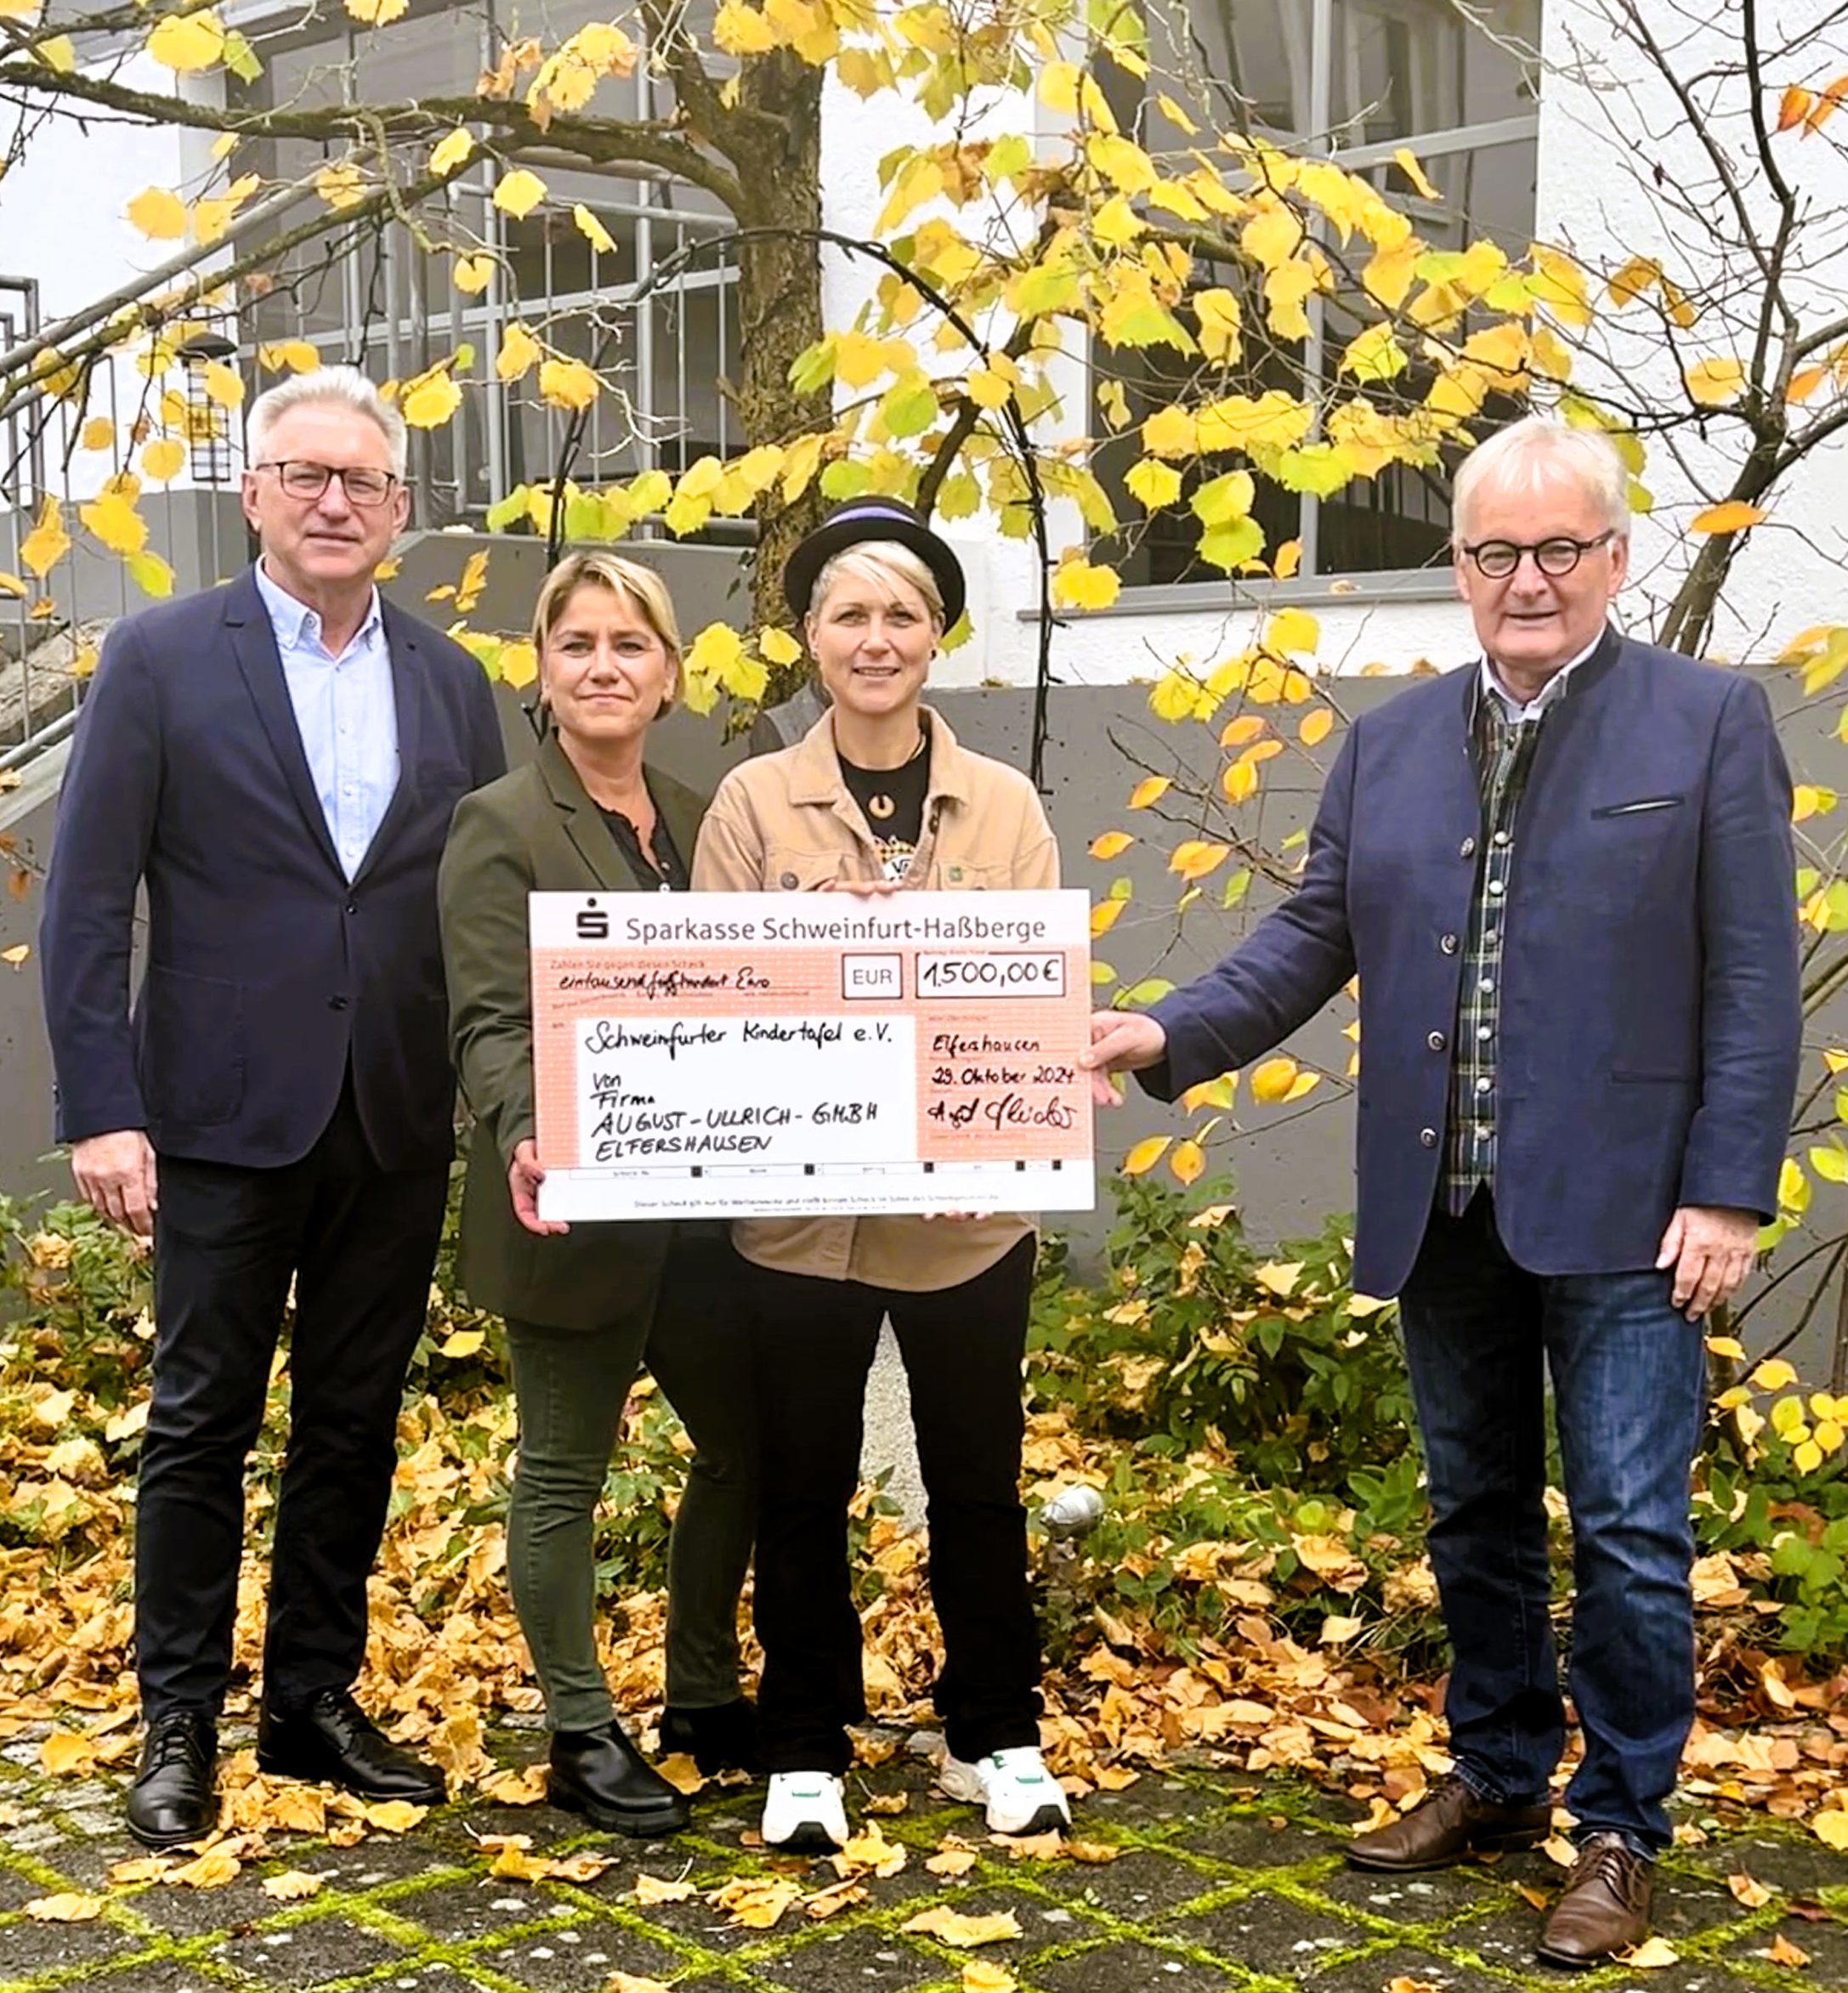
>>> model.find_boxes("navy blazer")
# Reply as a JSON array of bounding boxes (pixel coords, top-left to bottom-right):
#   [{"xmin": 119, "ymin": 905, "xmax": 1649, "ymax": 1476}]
[
  {"xmin": 1146, "ymin": 630, "xmax": 1802, "ymax": 1297},
  {"xmin": 40, "ymin": 567, "xmax": 507, "ymax": 1172}
]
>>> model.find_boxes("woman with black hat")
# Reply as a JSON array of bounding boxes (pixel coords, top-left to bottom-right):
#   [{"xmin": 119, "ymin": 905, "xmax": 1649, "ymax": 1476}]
[{"xmin": 692, "ymin": 497, "xmax": 1069, "ymax": 1853}]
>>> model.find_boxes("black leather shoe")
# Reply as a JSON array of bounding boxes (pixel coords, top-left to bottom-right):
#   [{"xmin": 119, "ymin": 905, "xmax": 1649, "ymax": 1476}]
[
  {"xmin": 257, "ymin": 1690, "xmax": 445, "ymax": 1805},
  {"xmin": 549, "ymin": 1722, "xmax": 691, "ymax": 1837},
  {"xmin": 660, "ymin": 1699, "xmax": 760, "ymax": 1777},
  {"xmin": 127, "ymin": 1710, "xmax": 218, "ymax": 1849}
]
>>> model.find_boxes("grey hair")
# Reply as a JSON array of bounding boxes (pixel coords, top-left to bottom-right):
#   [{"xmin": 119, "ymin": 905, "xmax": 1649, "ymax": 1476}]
[
  {"xmin": 1451, "ymin": 416, "xmax": 1631, "ymax": 544},
  {"xmin": 246, "ymin": 365, "xmax": 408, "ymax": 479}
]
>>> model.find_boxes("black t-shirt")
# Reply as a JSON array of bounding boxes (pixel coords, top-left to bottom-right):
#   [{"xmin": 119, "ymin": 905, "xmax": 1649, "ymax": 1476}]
[
  {"xmin": 598, "ymin": 791, "xmax": 688, "ymax": 892},
  {"xmin": 840, "ymin": 733, "xmax": 931, "ymax": 881}
]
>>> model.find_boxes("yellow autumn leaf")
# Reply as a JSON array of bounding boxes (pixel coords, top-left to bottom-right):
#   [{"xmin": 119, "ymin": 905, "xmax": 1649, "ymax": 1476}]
[
  {"xmin": 1299, "ymin": 707, "xmax": 1333, "ymax": 746},
  {"xmin": 1617, "ymin": 1938, "xmax": 1680, "ymax": 1969},
  {"xmin": 1089, "ymin": 898, "xmax": 1125, "ymax": 938},
  {"xmin": 260, "ymin": 1871, "xmax": 328, "ymax": 1901},
  {"xmin": 1052, "ymin": 557, "xmax": 1120, "ymax": 611},
  {"xmin": 1128, "ymin": 775, "xmax": 1171, "ymax": 809},
  {"xmin": 497, "ymin": 640, "xmax": 538, "ymax": 689},
  {"xmin": 1250, "ymin": 1056, "xmax": 1299, "ymax": 1104},
  {"xmin": 709, "ymin": 1875, "xmax": 802, "ymax": 1928},
  {"xmin": 20, "ymin": 495, "xmax": 70, "ymax": 576},
  {"xmin": 315, "ymin": 161, "xmax": 367, "ymax": 211},
  {"xmin": 1813, "ymin": 1806, "xmax": 1848, "ymax": 1849},
  {"xmin": 2, "ymin": 943, "xmax": 32, "ymax": 968},
  {"xmin": 1393, "ymin": 146, "xmax": 1442, "ymax": 201},
  {"xmin": 363, "ymin": 1799, "xmax": 430, "ymax": 1832},
  {"xmin": 963, "ymin": 1965, "xmax": 1018, "ymax": 1993},
  {"xmin": 1171, "ymin": 1138, "xmax": 1205, "ymax": 1186},
  {"xmin": 1122, "ymin": 1135, "xmax": 1171, "ymax": 1176},
  {"xmin": 1089, "ymin": 831, "xmax": 1134, "ymax": 860},
  {"xmin": 428, "ymin": 127, "xmax": 474, "ymax": 178},
  {"xmin": 1222, "ymin": 760, "xmax": 1258, "ymax": 805},
  {"xmin": 438, "ymin": 1328, "xmax": 485, "ymax": 1358},
  {"xmin": 128, "ymin": 550, "xmax": 175, "ymax": 600},
  {"xmin": 453, "ymin": 255, "xmax": 496, "ymax": 295},
  {"xmin": 1752, "ymin": 1358, "xmax": 1800, "ymax": 1390},
  {"xmin": 258, "ymin": 341, "xmax": 321, "ymax": 375},
  {"xmin": 25, "ymin": 1893, "xmax": 105, "ymax": 1922},
  {"xmin": 574, "ymin": 203, "xmax": 616, "ymax": 254},
  {"xmin": 496, "ymin": 323, "xmax": 541, "ymax": 382},
  {"xmin": 1690, "ymin": 500, "xmax": 1766, "ymax": 535},
  {"xmin": 169, "ymin": 1849, "xmax": 241, "ymax": 1888},
  {"xmin": 202, "ymin": 360, "xmax": 243, "ymax": 407},
  {"xmin": 492, "ymin": 168, "xmax": 547, "ymax": 219},
  {"xmin": 127, "ymin": 186, "xmax": 187, "ymax": 240},
  {"xmin": 80, "ymin": 492, "xmax": 148, "ymax": 556},
  {"xmin": 901, "ymin": 1905, "xmax": 1023, "ymax": 1947},
  {"xmin": 632, "ymin": 1874, "xmax": 698, "ymax": 1905},
  {"xmin": 1265, "ymin": 607, "xmax": 1319, "ymax": 655},
  {"xmin": 146, "ymin": 11, "xmax": 226, "ymax": 73},
  {"xmin": 1685, "ymin": 357, "xmax": 1746, "ymax": 407},
  {"xmin": 400, "ymin": 371, "xmax": 462, "ymax": 429},
  {"xmin": 1170, "ymin": 840, "xmax": 1231, "ymax": 881},
  {"xmin": 78, "ymin": 417, "xmax": 115, "ymax": 452},
  {"xmin": 713, "ymin": 0, "xmax": 779, "ymax": 55},
  {"xmin": 759, "ymin": 626, "xmax": 802, "ymax": 666},
  {"xmin": 538, "ymin": 356, "xmax": 600, "ymax": 412},
  {"xmin": 606, "ymin": 1976, "xmax": 672, "ymax": 1993}
]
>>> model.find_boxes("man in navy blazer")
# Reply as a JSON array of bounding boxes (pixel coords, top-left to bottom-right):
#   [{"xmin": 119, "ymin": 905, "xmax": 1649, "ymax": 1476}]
[
  {"xmin": 40, "ymin": 368, "xmax": 506, "ymax": 1846},
  {"xmin": 1086, "ymin": 419, "xmax": 1800, "ymax": 1966}
]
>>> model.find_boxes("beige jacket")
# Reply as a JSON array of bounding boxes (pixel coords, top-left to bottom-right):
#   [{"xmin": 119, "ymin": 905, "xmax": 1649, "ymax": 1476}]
[{"xmin": 692, "ymin": 706, "xmax": 1059, "ymax": 1292}]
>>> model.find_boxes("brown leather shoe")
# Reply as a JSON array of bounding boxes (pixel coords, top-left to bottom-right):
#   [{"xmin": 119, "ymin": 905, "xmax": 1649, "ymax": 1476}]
[
  {"xmin": 1537, "ymin": 1834, "xmax": 1652, "ymax": 1968},
  {"xmin": 1348, "ymin": 1773, "xmax": 1550, "ymax": 1872}
]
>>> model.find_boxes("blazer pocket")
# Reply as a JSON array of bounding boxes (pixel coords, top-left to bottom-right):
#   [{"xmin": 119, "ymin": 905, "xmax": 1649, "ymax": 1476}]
[
  {"xmin": 1592, "ymin": 796, "xmax": 1685, "ymax": 818},
  {"xmin": 139, "ymin": 965, "xmax": 246, "ymax": 1125}
]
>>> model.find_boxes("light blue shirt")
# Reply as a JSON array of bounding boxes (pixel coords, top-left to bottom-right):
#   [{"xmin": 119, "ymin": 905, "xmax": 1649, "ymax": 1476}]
[{"xmin": 255, "ymin": 560, "xmax": 399, "ymax": 880}]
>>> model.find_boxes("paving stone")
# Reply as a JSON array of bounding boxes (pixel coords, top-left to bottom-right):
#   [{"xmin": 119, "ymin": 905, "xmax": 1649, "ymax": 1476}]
[
  {"xmin": 1032, "ymin": 1846, "xmax": 1227, "ymax": 1919},
  {"xmin": 0, "ymin": 1910, "xmax": 147, "ymax": 1975},
  {"xmin": 1301, "ymin": 1860, "xmax": 1511, "ymax": 1927},
  {"xmin": 1307, "ymin": 1942, "xmax": 1513, "ymax": 1993},
  {"xmin": 209, "ymin": 1911, "xmax": 417, "ymax": 1988},
  {"xmin": 1078, "ymin": 1780, "xmax": 1218, "ymax": 1830},
  {"xmin": 0, "ymin": 1866, "xmax": 50, "ymax": 1912},
  {"xmin": 1027, "ymin": 1936, "xmax": 1243, "ymax": 1991},
  {"xmin": 1167, "ymin": 1885, "xmax": 1390, "ymax": 1973},
  {"xmin": 751, "ymin": 1924, "xmax": 945, "ymax": 1991},
  {"xmin": 390, "ymin": 1877, "xmax": 575, "ymax": 1943},
  {"xmin": 1682, "ymin": 1833, "xmax": 1848, "ymax": 1901},
  {"xmin": 474, "ymin": 1915, "xmax": 683, "ymax": 1990},
  {"xmin": 1174, "ymin": 1810, "xmax": 1345, "ymax": 1874},
  {"xmin": 1651, "ymin": 1871, "xmax": 1759, "ymax": 1942}
]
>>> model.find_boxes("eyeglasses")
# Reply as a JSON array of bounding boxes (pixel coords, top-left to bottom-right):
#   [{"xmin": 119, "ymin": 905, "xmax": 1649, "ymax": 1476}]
[
  {"xmin": 1460, "ymin": 530, "xmax": 1615, "ymax": 580},
  {"xmin": 256, "ymin": 461, "xmax": 400, "ymax": 507}
]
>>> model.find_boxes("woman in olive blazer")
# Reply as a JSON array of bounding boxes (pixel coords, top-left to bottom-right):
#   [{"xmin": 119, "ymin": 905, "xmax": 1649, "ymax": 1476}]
[{"xmin": 439, "ymin": 552, "xmax": 756, "ymax": 1840}]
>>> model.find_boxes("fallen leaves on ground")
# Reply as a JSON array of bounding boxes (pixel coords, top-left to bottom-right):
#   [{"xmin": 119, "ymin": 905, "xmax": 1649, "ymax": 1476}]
[
  {"xmin": 605, "ymin": 1976, "xmax": 672, "ymax": 1993},
  {"xmin": 632, "ymin": 1872, "xmax": 697, "ymax": 1905},
  {"xmin": 962, "ymin": 1965, "xmax": 1018, "ymax": 1993},
  {"xmin": 926, "ymin": 1836, "xmax": 980, "ymax": 1877},
  {"xmin": 1767, "ymin": 1933, "xmax": 1813, "ymax": 1968},
  {"xmin": 902, "ymin": 1905, "xmax": 1023, "ymax": 1946},
  {"xmin": 1618, "ymin": 1937, "xmax": 1681, "ymax": 1969},
  {"xmin": 832, "ymin": 1821, "xmax": 907, "ymax": 1879},
  {"xmin": 1729, "ymin": 1870, "xmax": 1775, "ymax": 1906},
  {"xmin": 260, "ymin": 1870, "xmax": 329, "ymax": 1900},
  {"xmin": 708, "ymin": 1875, "xmax": 802, "ymax": 1929},
  {"xmin": 25, "ymin": 1892, "xmax": 105, "ymax": 1920},
  {"xmin": 804, "ymin": 1877, "xmax": 870, "ymax": 1919}
]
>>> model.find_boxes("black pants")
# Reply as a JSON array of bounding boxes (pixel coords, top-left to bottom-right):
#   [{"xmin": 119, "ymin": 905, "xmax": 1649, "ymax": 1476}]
[
  {"xmin": 744, "ymin": 1235, "xmax": 1043, "ymax": 1775},
  {"xmin": 139, "ymin": 1080, "xmax": 448, "ymax": 1718}
]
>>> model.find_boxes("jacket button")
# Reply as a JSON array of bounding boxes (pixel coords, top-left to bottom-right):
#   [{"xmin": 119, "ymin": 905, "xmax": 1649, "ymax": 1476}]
[
  {"xmin": 1427, "ymin": 1030, "xmax": 1446, "ymax": 1051},
  {"xmin": 779, "ymin": 870, "xmax": 799, "ymax": 890},
  {"xmin": 345, "ymin": 901, "xmax": 358, "ymax": 916},
  {"xmin": 1420, "ymin": 1127, "xmax": 1438, "ymax": 1147},
  {"xmin": 328, "ymin": 995, "xmax": 349, "ymax": 1011},
  {"xmin": 1460, "ymin": 836, "xmax": 1476, "ymax": 858},
  {"xmin": 1440, "ymin": 932, "xmax": 1459, "ymax": 954}
]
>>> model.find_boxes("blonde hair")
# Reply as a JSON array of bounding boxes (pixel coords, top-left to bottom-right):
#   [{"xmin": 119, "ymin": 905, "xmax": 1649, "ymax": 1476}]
[
  {"xmin": 809, "ymin": 541, "xmax": 945, "ymax": 629},
  {"xmin": 1452, "ymin": 416, "xmax": 1632, "ymax": 544},
  {"xmin": 247, "ymin": 365, "xmax": 407, "ymax": 478},
  {"xmin": 532, "ymin": 551, "xmax": 683, "ymax": 711}
]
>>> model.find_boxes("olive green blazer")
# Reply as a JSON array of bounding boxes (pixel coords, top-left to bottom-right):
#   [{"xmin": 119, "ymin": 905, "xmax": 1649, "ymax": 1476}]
[{"xmin": 438, "ymin": 732, "xmax": 709, "ymax": 1330}]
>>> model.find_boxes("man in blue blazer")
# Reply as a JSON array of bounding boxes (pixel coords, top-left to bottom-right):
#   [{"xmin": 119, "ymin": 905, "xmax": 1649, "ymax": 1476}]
[
  {"xmin": 40, "ymin": 368, "xmax": 506, "ymax": 1845},
  {"xmin": 1086, "ymin": 418, "xmax": 1800, "ymax": 1966}
]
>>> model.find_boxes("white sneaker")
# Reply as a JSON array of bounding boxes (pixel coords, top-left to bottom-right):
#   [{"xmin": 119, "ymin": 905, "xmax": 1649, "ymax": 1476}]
[
  {"xmin": 762, "ymin": 1770, "xmax": 849, "ymax": 1852},
  {"xmin": 940, "ymin": 1746, "xmax": 1071, "ymax": 1836}
]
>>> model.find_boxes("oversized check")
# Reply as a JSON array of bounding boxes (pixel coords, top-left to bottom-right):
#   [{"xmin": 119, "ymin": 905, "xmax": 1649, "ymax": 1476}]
[{"xmin": 530, "ymin": 889, "xmax": 1095, "ymax": 1220}]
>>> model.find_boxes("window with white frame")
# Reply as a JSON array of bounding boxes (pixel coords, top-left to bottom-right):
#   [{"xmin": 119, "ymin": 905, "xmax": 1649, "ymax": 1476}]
[
  {"xmin": 233, "ymin": 0, "xmax": 744, "ymax": 535},
  {"xmin": 1097, "ymin": 0, "xmax": 1542, "ymax": 591}
]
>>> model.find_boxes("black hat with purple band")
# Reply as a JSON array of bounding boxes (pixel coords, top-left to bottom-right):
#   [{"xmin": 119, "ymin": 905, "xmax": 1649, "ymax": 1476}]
[{"xmin": 782, "ymin": 495, "xmax": 967, "ymax": 631}]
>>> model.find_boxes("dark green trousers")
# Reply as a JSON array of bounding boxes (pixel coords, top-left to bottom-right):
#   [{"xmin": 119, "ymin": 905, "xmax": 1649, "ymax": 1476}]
[{"xmin": 504, "ymin": 1237, "xmax": 756, "ymax": 1732}]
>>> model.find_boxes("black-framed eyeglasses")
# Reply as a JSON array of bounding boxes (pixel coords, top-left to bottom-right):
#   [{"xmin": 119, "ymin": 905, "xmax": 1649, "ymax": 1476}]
[
  {"xmin": 1460, "ymin": 529, "xmax": 1616, "ymax": 580},
  {"xmin": 256, "ymin": 461, "xmax": 400, "ymax": 507}
]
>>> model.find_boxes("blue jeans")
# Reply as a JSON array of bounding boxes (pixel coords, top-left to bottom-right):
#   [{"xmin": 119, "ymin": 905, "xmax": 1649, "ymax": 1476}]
[{"xmin": 1397, "ymin": 1190, "xmax": 1706, "ymax": 1855}]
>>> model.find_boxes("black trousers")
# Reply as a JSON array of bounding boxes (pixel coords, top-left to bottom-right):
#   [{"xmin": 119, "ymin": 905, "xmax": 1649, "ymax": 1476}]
[
  {"xmin": 743, "ymin": 1235, "xmax": 1043, "ymax": 1774},
  {"xmin": 139, "ymin": 1079, "xmax": 448, "ymax": 1718}
]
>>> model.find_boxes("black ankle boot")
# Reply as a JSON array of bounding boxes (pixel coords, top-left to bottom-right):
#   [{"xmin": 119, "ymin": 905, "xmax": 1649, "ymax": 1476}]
[
  {"xmin": 660, "ymin": 1698, "xmax": 760, "ymax": 1777},
  {"xmin": 127, "ymin": 1710, "xmax": 218, "ymax": 1849},
  {"xmin": 548, "ymin": 1722, "xmax": 690, "ymax": 1837}
]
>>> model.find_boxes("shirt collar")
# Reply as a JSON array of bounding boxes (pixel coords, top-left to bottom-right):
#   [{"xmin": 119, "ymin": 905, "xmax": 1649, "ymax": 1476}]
[
  {"xmin": 1478, "ymin": 627, "xmax": 1606, "ymax": 723},
  {"xmin": 254, "ymin": 558, "xmax": 383, "ymax": 658}
]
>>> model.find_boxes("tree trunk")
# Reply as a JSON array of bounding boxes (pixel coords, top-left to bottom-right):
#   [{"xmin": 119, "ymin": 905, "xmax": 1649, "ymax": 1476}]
[{"xmin": 730, "ymin": 54, "xmax": 830, "ymax": 702}]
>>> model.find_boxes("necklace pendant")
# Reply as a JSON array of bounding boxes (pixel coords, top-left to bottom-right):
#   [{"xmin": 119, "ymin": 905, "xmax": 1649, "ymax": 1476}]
[{"xmin": 868, "ymin": 792, "xmax": 896, "ymax": 821}]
